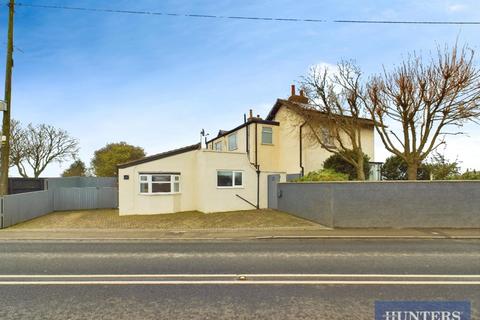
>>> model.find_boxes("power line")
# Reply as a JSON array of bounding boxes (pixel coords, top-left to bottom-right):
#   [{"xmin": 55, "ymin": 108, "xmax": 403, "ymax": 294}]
[{"xmin": 13, "ymin": 2, "xmax": 480, "ymax": 25}]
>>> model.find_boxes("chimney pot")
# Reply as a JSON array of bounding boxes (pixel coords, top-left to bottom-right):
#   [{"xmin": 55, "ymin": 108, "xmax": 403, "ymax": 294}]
[
  {"xmin": 249, "ymin": 109, "xmax": 253, "ymax": 119},
  {"xmin": 291, "ymin": 84, "xmax": 296, "ymax": 96},
  {"xmin": 299, "ymin": 89, "xmax": 305, "ymax": 97}
]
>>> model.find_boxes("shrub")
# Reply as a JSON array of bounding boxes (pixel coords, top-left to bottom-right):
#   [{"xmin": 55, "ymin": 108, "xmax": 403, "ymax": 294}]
[
  {"xmin": 457, "ymin": 170, "xmax": 480, "ymax": 180},
  {"xmin": 295, "ymin": 169, "xmax": 349, "ymax": 182},
  {"xmin": 323, "ymin": 152, "xmax": 370, "ymax": 180},
  {"xmin": 381, "ymin": 155, "xmax": 430, "ymax": 180}
]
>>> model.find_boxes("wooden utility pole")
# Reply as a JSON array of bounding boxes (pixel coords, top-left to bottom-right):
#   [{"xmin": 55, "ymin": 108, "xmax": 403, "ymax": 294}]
[{"xmin": 0, "ymin": 0, "xmax": 15, "ymax": 195}]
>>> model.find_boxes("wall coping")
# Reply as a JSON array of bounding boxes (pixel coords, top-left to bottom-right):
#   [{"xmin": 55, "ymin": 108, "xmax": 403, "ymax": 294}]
[{"xmin": 281, "ymin": 180, "xmax": 480, "ymax": 185}]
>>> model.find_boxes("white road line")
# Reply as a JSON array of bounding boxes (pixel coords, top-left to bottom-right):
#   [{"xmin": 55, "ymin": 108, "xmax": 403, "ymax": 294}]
[
  {"xmin": 0, "ymin": 274, "xmax": 478, "ymax": 278},
  {"xmin": 0, "ymin": 280, "xmax": 478, "ymax": 285}
]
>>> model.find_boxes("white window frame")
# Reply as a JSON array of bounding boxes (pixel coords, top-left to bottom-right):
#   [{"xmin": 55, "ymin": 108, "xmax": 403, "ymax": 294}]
[
  {"xmin": 214, "ymin": 141, "xmax": 223, "ymax": 151},
  {"xmin": 139, "ymin": 173, "xmax": 181, "ymax": 195},
  {"xmin": 228, "ymin": 133, "xmax": 238, "ymax": 151},
  {"xmin": 261, "ymin": 126, "xmax": 273, "ymax": 145},
  {"xmin": 216, "ymin": 170, "xmax": 244, "ymax": 188}
]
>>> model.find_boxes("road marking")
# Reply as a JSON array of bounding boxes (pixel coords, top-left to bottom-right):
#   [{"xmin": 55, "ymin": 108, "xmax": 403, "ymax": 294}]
[
  {"xmin": 0, "ymin": 274, "xmax": 479, "ymax": 278},
  {"xmin": 0, "ymin": 280, "xmax": 478, "ymax": 285},
  {"xmin": 0, "ymin": 274, "xmax": 478, "ymax": 285}
]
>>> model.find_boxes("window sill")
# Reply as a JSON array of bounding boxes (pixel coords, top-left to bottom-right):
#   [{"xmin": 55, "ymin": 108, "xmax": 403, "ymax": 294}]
[
  {"xmin": 139, "ymin": 193, "xmax": 182, "ymax": 196},
  {"xmin": 216, "ymin": 186, "xmax": 244, "ymax": 189},
  {"xmin": 261, "ymin": 143, "xmax": 274, "ymax": 146}
]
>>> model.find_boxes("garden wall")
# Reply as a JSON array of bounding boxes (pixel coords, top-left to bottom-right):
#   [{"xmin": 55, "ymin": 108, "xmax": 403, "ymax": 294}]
[{"xmin": 276, "ymin": 181, "xmax": 480, "ymax": 228}]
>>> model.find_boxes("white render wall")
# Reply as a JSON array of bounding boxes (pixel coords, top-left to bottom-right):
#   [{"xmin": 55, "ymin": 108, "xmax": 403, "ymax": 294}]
[{"xmin": 118, "ymin": 149, "xmax": 285, "ymax": 215}]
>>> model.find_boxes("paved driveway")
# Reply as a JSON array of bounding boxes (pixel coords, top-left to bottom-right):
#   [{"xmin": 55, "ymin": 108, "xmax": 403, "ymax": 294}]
[{"xmin": 9, "ymin": 209, "xmax": 321, "ymax": 230}]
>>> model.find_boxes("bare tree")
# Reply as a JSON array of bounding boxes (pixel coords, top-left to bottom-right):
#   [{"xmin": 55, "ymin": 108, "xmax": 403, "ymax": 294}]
[
  {"xmin": 24, "ymin": 123, "xmax": 79, "ymax": 178},
  {"xmin": 367, "ymin": 44, "xmax": 480, "ymax": 180},
  {"xmin": 8, "ymin": 119, "xmax": 28, "ymax": 177},
  {"xmin": 4, "ymin": 120, "xmax": 80, "ymax": 178},
  {"xmin": 296, "ymin": 61, "xmax": 373, "ymax": 180}
]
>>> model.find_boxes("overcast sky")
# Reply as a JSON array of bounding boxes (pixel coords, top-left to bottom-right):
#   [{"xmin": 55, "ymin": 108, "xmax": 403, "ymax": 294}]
[{"xmin": 1, "ymin": 0, "xmax": 479, "ymax": 177}]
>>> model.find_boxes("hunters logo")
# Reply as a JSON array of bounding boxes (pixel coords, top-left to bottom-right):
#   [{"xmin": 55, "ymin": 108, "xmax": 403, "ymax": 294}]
[{"xmin": 375, "ymin": 301, "xmax": 471, "ymax": 320}]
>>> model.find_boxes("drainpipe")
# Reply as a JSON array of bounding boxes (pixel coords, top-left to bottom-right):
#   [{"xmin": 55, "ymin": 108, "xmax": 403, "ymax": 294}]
[
  {"xmin": 299, "ymin": 121, "xmax": 306, "ymax": 177},
  {"xmin": 246, "ymin": 117, "xmax": 250, "ymax": 157},
  {"xmin": 255, "ymin": 122, "xmax": 260, "ymax": 209}
]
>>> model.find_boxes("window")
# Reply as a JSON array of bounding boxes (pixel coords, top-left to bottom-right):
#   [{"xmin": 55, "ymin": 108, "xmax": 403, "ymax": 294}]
[
  {"xmin": 262, "ymin": 127, "xmax": 273, "ymax": 144},
  {"xmin": 217, "ymin": 170, "xmax": 243, "ymax": 188},
  {"xmin": 228, "ymin": 133, "xmax": 237, "ymax": 151},
  {"xmin": 321, "ymin": 128, "xmax": 335, "ymax": 147},
  {"xmin": 139, "ymin": 174, "xmax": 180, "ymax": 194},
  {"xmin": 214, "ymin": 141, "xmax": 223, "ymax": 151}
]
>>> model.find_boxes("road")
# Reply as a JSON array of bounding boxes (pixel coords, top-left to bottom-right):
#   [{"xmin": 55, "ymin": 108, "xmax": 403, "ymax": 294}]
[{"xmin": 0, "ymin": 239, "xmax": 478, "ymax": 319}]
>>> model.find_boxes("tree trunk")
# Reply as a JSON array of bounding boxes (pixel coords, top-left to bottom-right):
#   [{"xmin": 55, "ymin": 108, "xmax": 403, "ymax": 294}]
[
  {"xmin": 407, "ymin": 162, "xmax": 418, "ymax": 180},
  {"xmin": 356, "ymin": 159, "xmax": 366, "ymax": 180},
  {"xmin": 355, "ymin": 150, "xmax": 366, "ymax": 181}
]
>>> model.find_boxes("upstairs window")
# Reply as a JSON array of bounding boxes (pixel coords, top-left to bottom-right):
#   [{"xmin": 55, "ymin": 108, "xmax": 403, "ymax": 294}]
[
  {"xmin": 262, "ymin": 127, "xmax": 273, "ymax": 144},
  {"xmin": 217, "ymin": 170, "xmax": 243, "ymax": 188},
  {"xmin": 321, "ymin": 128, "xmax": 335, "ymax": 147},
  {"xmin": 139, "ymin": 174, "xmax": 180, "ymax": 194},
  {"xmin": 228, "ymin": 133, "xmax": 237, "ymax": 151},
  {"xmin": 214, "ymin": 141, "xmax": 223, "ymax": 151}
]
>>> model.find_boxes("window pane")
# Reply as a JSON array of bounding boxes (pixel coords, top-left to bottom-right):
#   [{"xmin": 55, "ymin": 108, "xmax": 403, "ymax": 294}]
[
  {"xmin": 140, "ymin": 176, "xmax": 148, "ymax": 181},
  {"xmin": 217, "ymin": 171, "xmax": 233, "ymax": 187},
  {"xmin": 215, "ymin": 142, "xmax": 222, "ymax": 151},
  {"xmin": 174, "ymin": 182, "xmax": 180, "ymax": 193},
  {"xmin": 152, "ymin": 183, "xmax": 171, "ymax": 193},
  {"xmin": 262, "ymin": 127, "xmax": 273, "ymax": 144},
  {"xmin": 152, "ymin": 175, "xmax": 170, "ymax": 182},
  {"xmin": 228, "ymin": 134, "xmax": 237, "ymax": 151},
  {"xmin": 174, "ymin": 176, "xmax": 180, "ymax": 181},
  {"xmin": 140, "ymin": 183, "xmax": 149, "ymax": 193},
  {"xmin": 234, "ymin": 172, "xmax": 243, "ymax": 186}
]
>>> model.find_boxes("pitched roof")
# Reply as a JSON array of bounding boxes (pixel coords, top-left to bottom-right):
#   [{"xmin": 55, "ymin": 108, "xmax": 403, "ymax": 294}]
[
  {"xmin": 117, "ymin": 143, "xmax": 201, "ymax": 169},
  {"xmin": 266, "ymin": 99, "xmax": 375, "ymax": 126}
]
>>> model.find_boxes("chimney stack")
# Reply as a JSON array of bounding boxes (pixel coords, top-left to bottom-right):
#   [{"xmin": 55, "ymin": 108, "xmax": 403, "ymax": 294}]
[
  {"xmin": 247, "ymin": 109, "xmax": 262, "ymax": 121},
  {"xmin": 288, "ymin": 84, "xmax": 309, "ymax": 104}
]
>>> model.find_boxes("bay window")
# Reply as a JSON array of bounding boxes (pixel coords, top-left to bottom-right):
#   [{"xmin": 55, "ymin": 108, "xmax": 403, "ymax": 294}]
[{"xmin": 139, "ymin": 173, "xmax": 180, "ymax": 194}]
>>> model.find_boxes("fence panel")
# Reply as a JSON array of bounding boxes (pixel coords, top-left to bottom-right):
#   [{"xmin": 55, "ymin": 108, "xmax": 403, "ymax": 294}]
[
  {"xmin": 1, "ymin": 190, "xmax": 53, "ymax": 228},
  {"xmin": 53, "ymin": 187, "xmax": 118, "ymax": 211}
]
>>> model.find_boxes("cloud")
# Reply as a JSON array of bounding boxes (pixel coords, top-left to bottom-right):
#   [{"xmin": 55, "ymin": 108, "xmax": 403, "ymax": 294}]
[{"xmin": 447, "ymin": 4, "xmax": 466, "ymax": 12}]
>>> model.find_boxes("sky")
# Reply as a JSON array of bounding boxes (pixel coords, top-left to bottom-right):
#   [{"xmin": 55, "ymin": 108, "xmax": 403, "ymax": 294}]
[{"xmin": 1, "ymin": 0, "xmax": 480, "ymax": 177}]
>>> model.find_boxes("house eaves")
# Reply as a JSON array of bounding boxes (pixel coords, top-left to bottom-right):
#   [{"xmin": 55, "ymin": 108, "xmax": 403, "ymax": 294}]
[
  {"xmin": 117, "ymin": 143, "xmax": 201, "ymax": 169},
  {"xmin": 266, "ymin": 99, "xmax": 375, "ymax": 126}
]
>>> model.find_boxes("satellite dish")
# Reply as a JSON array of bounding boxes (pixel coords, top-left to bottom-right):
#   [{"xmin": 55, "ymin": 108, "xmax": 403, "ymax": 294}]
[{"xmin": 0, "ymin": 100, "xmax": 7, "ymax": 112}]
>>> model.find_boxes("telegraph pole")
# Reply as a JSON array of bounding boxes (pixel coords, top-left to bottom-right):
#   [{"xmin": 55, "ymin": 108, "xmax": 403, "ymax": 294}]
[{"xmin": 0, "ymin": 0, "xmax": 15, "ymax": 195}]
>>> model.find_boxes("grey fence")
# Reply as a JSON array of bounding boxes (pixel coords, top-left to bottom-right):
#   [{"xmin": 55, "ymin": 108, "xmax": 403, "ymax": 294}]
[
  {"xmin": 0, "ymin": 190, "xmax": 53, "ymax": 228},
  {"xmin": 0, "ymin": 177, "xmax": 118, "ymax": 228},
  {"xmin": 53, "ymin": 187, "xmax": 118, "ymax": 211},
  {"xmin": 276, "ymin": 181, "xmax": 480, "ymax": 228}
]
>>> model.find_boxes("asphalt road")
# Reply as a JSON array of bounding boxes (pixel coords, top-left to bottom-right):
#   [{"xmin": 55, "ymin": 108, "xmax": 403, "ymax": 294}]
[{"xmin": 0, "ymin": 239, "xmax": 478, "ymax": 319}]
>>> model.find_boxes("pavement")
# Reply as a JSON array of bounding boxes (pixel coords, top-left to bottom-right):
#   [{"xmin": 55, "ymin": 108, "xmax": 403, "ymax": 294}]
[
  {"xmin": 0, "ymin": 226, "xmax": 479, "ymax": 240},
  {"xmin": 0, "ymin": 240, "xmax": 478, "ymax": 319},
  {"xmin": 1, "ymin": 208, "xmax": 479, "ymax": 240}
]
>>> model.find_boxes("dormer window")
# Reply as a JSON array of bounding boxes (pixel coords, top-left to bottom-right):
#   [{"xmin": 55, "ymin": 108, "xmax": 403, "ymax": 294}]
[
  {"xmin": 228, "ymin": 133, "xmax": 237, "ymax": 151},
  {"xmin": 214, "ymin": 141, "xmax": 223, "ymax": 151}
]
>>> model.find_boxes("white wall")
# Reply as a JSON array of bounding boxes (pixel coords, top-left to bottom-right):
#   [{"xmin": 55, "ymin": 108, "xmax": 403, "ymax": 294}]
[{"xmin": 119, "ymin": 149, "xmax": 285, "ymax": 215}]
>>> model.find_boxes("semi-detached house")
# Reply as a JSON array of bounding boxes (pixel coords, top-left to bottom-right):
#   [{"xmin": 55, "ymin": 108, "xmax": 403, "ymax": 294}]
[{"xmin": 117, "ymin": 86, "xmax": 375, "ymax": 215}]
